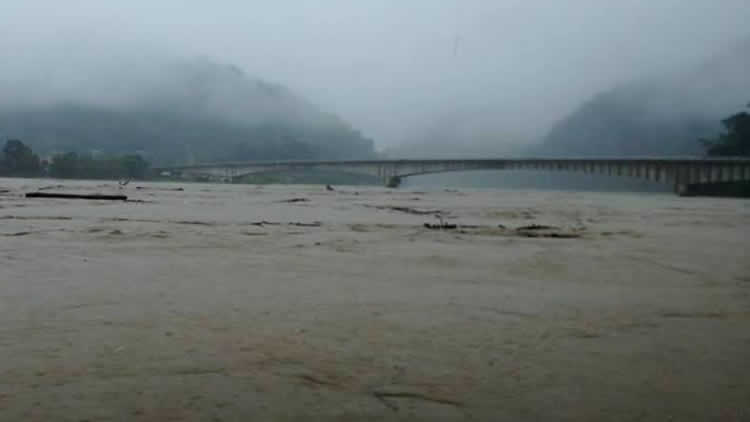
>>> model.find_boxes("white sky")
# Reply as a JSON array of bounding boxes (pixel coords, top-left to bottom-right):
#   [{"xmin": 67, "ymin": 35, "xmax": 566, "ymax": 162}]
[{"xmin": 1, "ymin": 1, "xmax": 748, "ymax": 149}]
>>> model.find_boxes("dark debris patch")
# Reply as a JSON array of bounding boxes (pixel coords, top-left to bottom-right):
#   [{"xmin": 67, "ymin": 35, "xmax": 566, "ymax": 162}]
[{"xmin": 278, "ymin": 198, "xmax": 310, "ymax": 203}]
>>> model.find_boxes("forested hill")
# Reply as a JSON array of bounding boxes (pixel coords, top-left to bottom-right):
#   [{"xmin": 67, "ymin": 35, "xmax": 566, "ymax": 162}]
[
  {"xmin": 0, "ymin": 59, "xmax": 375, "ymax": 165},
  {"xmin": 533, "ymin": 39, "xmax": 750, "ymax": 157}
]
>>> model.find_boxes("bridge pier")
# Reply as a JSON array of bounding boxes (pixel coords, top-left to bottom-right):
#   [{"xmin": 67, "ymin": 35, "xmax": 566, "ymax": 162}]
[
  {"xmin": 675, "ymin": 183, "xmax": 689, "ymax": 196},
  {"xmin": 386, "ymin": 176, "xmax": 402, "ymax": 188}
]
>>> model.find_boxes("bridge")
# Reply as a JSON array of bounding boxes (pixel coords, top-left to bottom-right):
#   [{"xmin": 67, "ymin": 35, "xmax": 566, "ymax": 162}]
[{"xmin": 156, "ymin": 157, "xmax": 750, "ymax": 195}]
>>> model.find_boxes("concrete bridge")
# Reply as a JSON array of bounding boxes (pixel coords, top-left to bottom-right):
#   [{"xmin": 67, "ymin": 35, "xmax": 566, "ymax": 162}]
[{"xmin": 156, "ymin": 157, "xmax": 750, "ymax": 195}]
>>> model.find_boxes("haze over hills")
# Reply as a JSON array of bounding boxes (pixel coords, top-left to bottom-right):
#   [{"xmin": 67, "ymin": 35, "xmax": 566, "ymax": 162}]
[
  {"xmin": 384, "ymin": 38, "xmax": 750, "ymax": 160},
  {"xmin": 1, "ymin": 33, "xmax": 748, "ymax": 172},
  {"xmin": 0, "ymin": 56, "xmax": 376, "ymax": 165},
  {"xmin": 399, "ymin": 39, "xmax": 750, "ymax": 191},
  {"xmin": 382, "ymin": 108, "xmax": 528, "ymax": 159},
  {"xmin": 532, "ymin": 39, "xmax": 750, "ymax": 157}
]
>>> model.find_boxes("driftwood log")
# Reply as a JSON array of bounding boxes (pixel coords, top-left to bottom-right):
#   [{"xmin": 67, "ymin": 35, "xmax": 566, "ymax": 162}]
[{"xmin": 25, "ymin": 192, "xmax": 128, "ymax": 201}]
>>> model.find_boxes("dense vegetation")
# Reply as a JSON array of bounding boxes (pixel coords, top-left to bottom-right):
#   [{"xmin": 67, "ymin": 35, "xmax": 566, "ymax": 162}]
[
  {"xmin": 0, "ymin": 139, "xmax": 150, "ymax": 179},
  {"xmin": 535, "ymin": 90, "xmax": 718, "ymax": 156},
  {"xmin": 534, "ymin": 39, "xmax": 750, "ymax": 157},
  {"xmin": 0, "ymin": 139, "xmax": 41, "ymax": 177},
  {"xmin": 698, "ymin": 104, "xmax": 750, "ymax": 196},
  {"xmin": 0, "ymin": 59, "xmax": 375, "ymax": 166},
  {"xmin": 48, "ymin": 151, "xmax": 150, "ymax": 179},
  {"xmin": 702, "ymin": 104, "xmax": 750, "ymax": 156}
]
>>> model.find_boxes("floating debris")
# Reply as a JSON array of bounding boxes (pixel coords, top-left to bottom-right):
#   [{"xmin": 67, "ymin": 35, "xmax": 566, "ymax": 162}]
[
  {"xmin": 278, "ymin": 198, "xmax": 310, "ymax": 203},
  {"xmin": 26, "ymin": 192, "xmax": 127, "ymax": 201}
]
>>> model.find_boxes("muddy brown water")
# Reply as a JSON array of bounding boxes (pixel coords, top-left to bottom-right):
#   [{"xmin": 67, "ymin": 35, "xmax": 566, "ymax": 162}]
[{"xmin": 1, "ymin": 178, "xmax": 749, "ymax": 421}]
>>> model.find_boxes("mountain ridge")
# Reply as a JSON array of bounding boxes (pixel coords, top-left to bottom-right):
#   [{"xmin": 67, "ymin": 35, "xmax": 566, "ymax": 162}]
[
  {"xmin": 0, "ymin": 57, "xmax": 376, "ymax": 165},
  {"xmin": 532, "ymin": 38, "xmax": 750, "ymax": 157}
]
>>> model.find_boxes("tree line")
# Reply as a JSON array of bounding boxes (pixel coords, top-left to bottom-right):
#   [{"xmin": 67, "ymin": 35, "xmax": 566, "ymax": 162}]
[
  {"xmin": 702, "ymin": 103, "xmax": 750, "ymax": 156},
  {"xmin": 0, "ymin": 140, "xmax": 150, "ymax": 179},
  {"xmin": 0, "ymin": 104, "xmax": 747, "ymax": 181}
]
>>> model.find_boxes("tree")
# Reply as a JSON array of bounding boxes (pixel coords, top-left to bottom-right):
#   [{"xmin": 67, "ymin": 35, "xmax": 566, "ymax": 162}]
[
  {"xmin": 1, "ymin": 139, "xmax": 41, "ymax": 176},
  {"xmin": 49, "ymin": 152, "xmax": 80, "ymax": 178},
  {"xmin": 49, "ymin": 152, "xmax": 151, "ymax": 179},
  {"xmin": 702, "ymin": 104, "xmax": 750, "ymax": 156}
]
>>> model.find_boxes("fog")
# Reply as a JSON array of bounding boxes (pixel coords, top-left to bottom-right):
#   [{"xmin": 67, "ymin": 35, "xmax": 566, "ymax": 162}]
[{"xmin": 1, "ymin": 1, "xmax": 749, "ymax": 152}]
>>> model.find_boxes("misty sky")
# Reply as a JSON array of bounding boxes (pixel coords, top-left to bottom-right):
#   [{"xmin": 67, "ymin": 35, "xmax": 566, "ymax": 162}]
[{"xmin": 1, "ymin": 1, "xmax": 749, "ymax": 150}]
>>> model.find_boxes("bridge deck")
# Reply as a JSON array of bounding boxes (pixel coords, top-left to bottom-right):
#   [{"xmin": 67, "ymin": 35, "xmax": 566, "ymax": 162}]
[{"xmin": 155, "ymin": 157, "xmax": 750, "ymax": 195}]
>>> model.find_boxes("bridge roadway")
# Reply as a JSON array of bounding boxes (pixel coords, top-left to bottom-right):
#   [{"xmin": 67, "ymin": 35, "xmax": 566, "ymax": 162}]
[{"xmin": 156, "ymin": 157, "xmax": 750, "ymax": 195}]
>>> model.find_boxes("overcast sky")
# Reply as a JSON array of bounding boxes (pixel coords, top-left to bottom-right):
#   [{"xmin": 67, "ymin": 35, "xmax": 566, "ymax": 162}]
[{"xmin": 1, "ymin": 1, "xmax": 749, "ymax": 150}]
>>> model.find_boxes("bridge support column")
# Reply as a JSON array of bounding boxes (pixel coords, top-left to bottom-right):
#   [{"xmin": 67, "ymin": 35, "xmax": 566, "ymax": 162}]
[
  {"xmin": 674, "ymin": 182, "xmax": 699, "ymax": 197},
  {"xmin": 386, "ymin": 176, "xmax": 402, "ymax": 188}
]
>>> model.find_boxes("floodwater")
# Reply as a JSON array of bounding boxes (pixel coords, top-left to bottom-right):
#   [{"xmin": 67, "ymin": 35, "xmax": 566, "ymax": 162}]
[
  {"xmin": 1, "ymin": 178, "xmax": 749, "ymax": 421},
  {"xmin": 402, "ymin": 169, "xmax": 671, "ymax": 193}
]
